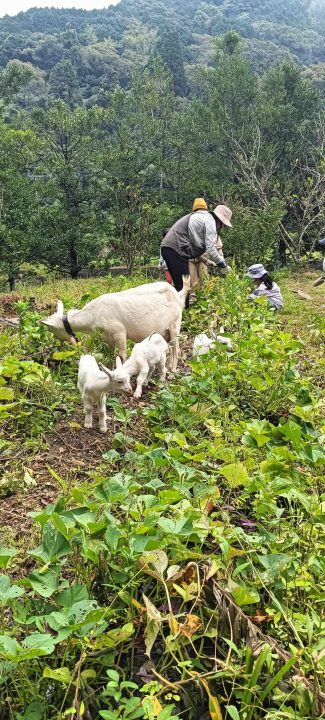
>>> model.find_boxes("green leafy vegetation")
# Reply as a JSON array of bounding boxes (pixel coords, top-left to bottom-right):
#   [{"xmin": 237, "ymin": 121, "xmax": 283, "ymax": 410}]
[
  {"xmin": 0, "ymin": 272, "xmax": 324, "ymax": 719},
  {"xmin": 0, "ymin": 2, "xmax": 324, "ymax": 717}
]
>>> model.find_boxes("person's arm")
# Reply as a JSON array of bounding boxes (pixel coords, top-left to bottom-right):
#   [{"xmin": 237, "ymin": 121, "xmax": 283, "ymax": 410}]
[
  {"xmin": 198, "ymin": 254, "xmax": 208, "ymax": 265},
  {"xmin": 204, "ymin": 216, "xmax": 226, "ymax": 267}
]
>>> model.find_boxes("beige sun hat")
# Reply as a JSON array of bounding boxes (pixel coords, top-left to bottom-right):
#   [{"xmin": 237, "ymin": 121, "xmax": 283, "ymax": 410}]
[{"xmin": 213, "ymin": 204, "xmax": 232, "ymax": 227}]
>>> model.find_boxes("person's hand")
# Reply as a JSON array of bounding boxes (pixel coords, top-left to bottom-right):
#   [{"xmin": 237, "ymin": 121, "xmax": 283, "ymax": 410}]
[{"xmin": 220, "ymin": 265, "xmax": 232, "ymax": 276}]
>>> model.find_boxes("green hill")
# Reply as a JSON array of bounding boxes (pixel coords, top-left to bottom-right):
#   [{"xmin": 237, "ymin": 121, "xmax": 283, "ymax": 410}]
[{"xmin": 0, "ymin": 0, "xmax": 324, "ymax": 105}]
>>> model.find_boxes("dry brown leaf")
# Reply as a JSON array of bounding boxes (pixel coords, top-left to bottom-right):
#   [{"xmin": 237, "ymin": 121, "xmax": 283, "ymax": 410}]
[
  {"xmin": 180, "ymin": 613, "xmax": 202, "ymax": 638},
  {"xmin": 250, "ymin": 609, "xmax": 274, "ymax": 625},
  {"xmin": 166, "ymin": 562, "xmax": 197, "ymax": 588},
  {"xmin": 204, "ymin": 499, "xmax": 217, "ymax": 516}
]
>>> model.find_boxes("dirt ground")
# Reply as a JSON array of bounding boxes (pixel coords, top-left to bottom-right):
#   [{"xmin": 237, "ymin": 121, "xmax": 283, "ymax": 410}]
[{"xmin": 0, "ymin": 336, "xmax": 194, "ymax": 539}]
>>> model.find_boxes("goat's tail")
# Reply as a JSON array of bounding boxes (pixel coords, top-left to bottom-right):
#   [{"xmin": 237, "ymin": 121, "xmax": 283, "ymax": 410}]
[{"xmin": 178, "ymin": 275, "xmax": 191, "ymax": 309}]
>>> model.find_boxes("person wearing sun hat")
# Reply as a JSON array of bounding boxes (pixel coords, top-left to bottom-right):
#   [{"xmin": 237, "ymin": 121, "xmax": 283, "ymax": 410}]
[
  {"xmin": 246, "ymin": 264, "xmax": 284, "ymax": 310},
  {"xmin": 189, "ymin": 198, "xmax": 209, "ymax": 295},
  {"xmin": 192, "ymin": 197, "xmax": 208, "ymax": 212},
  {"xmin": 161, "ymin": 202, "xmax": 232, "ymax": 308}
]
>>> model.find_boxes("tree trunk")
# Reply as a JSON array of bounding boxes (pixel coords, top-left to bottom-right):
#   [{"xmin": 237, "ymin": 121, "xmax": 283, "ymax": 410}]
[
  {"xmin": 278, "ymin": 237, "xmax": 287, "ymax": 267},
  {"xmin": 69, "ymin": 241, "xmax": 79, "ymax": 279},
  {"xmin": 8, "ymin": 273, "xmax": 15, "ymax": 291}
]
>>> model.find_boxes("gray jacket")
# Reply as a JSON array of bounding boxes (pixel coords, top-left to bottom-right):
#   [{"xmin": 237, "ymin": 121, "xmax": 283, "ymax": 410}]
[{"xmin": 161, "ymin": 211, "xmax": 226, "ymax": 266}]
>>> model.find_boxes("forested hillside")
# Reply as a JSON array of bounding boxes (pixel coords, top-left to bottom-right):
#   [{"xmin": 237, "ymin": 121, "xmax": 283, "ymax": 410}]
[
  {"xmin": 0, "ymin": 0, "xmax": 324, "ymax": 288},
  {"xmin": 0, "ymin": 0, "xmax": 325, "ymax": 108}
]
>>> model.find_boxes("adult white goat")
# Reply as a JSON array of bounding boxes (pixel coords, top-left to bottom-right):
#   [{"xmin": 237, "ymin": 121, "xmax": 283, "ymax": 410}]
[
  {"xmin": 78, "ymin": 354, "xmax": 132, "ymax": 433},
  {"xmin": 100, "ymin": 332, "xmax": 168, "ymax": 399},
  {"xmin": 41, "ymin": 278, "xmax": 190, "ymax": 372}
]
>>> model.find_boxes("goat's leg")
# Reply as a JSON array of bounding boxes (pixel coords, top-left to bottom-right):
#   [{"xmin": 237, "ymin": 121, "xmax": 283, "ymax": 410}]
[
  {"xmin": 157, "ymin": 356, "xmax": 167, "ymax": 383},
  {"xmin": 169, "ymin": 320, "xmax": 180, "ymax": 372},
  {"xmin": 169, "ymin": 337, "xmax": 179, "ymax": 372},
  {"xmin": 83, "ymin": 395, "xmax": 93, "ymax": 429},
  {"xmin": 98, "ymin": 394, "xmax": 107, "ymax": 434},
  {"xmin": 145, "ymin": 367, "xmax": 153, "ymax": 385},
  {"xmin": 104, "ymin": 331, "xmax": 127, "ymax": 363},
  {"xmin": 115, "ymin": 333, "xmax": 127, "ymax": 363},
  {"xmin": 134, "ymin": 365, "xmax": 149, "ymax": 399}
]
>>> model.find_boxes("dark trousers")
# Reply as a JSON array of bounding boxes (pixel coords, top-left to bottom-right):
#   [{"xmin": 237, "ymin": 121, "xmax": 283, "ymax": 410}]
[{"xmin": 161, "ymin": 246, "xmax": 190, "ymax": 309}]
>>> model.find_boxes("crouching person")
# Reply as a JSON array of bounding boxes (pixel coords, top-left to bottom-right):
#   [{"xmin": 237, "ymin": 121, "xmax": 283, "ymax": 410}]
[{"xmin": 246, "ymin": 264, "xmax": 284, "ymax": 310}]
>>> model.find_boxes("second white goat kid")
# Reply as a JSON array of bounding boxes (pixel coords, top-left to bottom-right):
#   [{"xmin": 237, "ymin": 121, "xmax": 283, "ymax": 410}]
[
  {"xmin": 193, "ymin": 332, "xmax": 233, "ymax": 356},
  {"xmin": 100, "ymin": 332, "xmax": 169, "ymax": 399},
  {"xmin": 78, "ymin": 354, "xmax": 132, "ymax": 433}
]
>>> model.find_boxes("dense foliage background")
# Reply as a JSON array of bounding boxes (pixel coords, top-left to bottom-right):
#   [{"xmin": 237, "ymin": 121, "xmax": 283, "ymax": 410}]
[{"xmin": 0, "ymin": 0, "xmax": 324, "ymax": 287}]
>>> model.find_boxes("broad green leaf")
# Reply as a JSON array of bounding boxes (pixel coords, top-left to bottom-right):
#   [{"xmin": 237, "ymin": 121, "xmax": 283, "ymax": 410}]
[
  {"xmin": 0, "ymin": 635, "xmax": 21, "ymax": 659},
  {"xmin": 56, "ymin": 584, "xmax": 89, "ymax": 608},
  {"xmin": 42, "ymin": 522, "xmax": 72, "ymax": 561},
  {"xmin": 0, "ymin": 402, "xmax": 17, "ymax": 413},
  {"xmin": 0, "ymin": 574, "xmax": 24, "ymax": 604},
  {"xmin": 158, "ymin": 517, "xmax": 193, "ymax": 536},
  {"xmin": 106, "ymin": 669, "xmax": 119, "ymax": 683},
  {"xmin": 25, "ymin": 702, "xmax": 44, "ymax": 720},
  {"xmin": 0, "ymin": 546, "xmax": 18, "ymax": 568},
  {"xmin": 52, "ymin": 350, "xmax": 77, "ymax": 361},
  {"xmin": 20, "ymin": 633, "xmax": 56, "ymax": 660},
  {"xmin": 0, "ymin": 387, "xmax": 14, "ymax": 401},
  {"xmin": 226, "ymin": 706, "xmax": 240, "ymax": 720},
  {"xmin": 90, "ymin": 622, "xmax": 134, "ymax": 650},
  {"xmin": 258, "ymin": 554, "xmax": 292, "ymax": 577},
  {"xmin": 28, "ymin": 569, "xmax": 59, "ymax": 598},
  {"xmin": 43, "ymin": 666, "xmax": 72, "ymax": 685},
  {"xmin": 280, "ymin": 420, "xmax": 302, "ymax": 446},
  {"xmin": 104, "ymin": 526, "xmax": 122, "ymax": 552},
  {"xmin": 228, "ymin": 581, "xmax": 260, "ymax": 606},
  {"xmin": 0, "ymin": 633, "xmax": 55, "ymax": 661},
  {"xmin": 221, "ymin": 462, "xmax": 249, "ymax": 488}
]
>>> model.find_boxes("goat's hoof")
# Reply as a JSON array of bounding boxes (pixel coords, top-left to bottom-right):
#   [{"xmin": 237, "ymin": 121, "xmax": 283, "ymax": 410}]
[
  {"xmin": 133, "ymin": 392, "xmax": 142, "ymax": 399},
  {"xmin": 84, "ymin": 423, "xmax": 93, "ymax": 429},
  {"xmin": 99, "ymin": 427, "xmax": 107, "ymax": 434}
]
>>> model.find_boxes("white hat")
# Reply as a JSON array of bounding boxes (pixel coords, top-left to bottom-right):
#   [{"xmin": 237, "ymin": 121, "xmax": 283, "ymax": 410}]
[
  {"xmin": 213, "ymin": 204, "xmax": 232, "ymax": 227},
  {"xmin": 246, "ymin": 264, "xmax": 267, "ymax": 279}
]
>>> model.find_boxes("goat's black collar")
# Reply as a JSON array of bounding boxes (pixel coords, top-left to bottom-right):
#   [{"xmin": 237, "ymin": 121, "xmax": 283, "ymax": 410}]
[{"xmin": 62, "ymin": 314, "xmax": 77, "ymax": 342}]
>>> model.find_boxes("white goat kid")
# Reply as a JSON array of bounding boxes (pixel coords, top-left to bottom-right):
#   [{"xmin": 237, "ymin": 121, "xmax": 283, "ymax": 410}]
[
  {"xmin": 100, "ymin": 333, "xmax": 168, "ymax": 399},
  {"xmin": 78, "ymin": 355, "xmax": 132, "ymax": 433},
  {"xmin": 193, "ymin": 332, "xmax": 233, "ymax": 356},
  {"xmin": 41, "ymin": 278, "xmax": 190, "ymax": 372}
]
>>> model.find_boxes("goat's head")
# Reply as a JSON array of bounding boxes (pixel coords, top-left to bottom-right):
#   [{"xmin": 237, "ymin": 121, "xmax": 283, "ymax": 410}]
[
  {"xmin": 40, "ymin": 300, "xmax": 77, "ymax": 345},
  {"xmin": 99, "ymin": 361, "xmax": 133, "ymax": 395}
]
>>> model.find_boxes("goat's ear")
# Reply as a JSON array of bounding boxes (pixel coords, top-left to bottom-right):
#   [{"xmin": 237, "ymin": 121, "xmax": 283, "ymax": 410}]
[
  {"xmin": 115, "ymin": 356, "xmax": 122, "ymax": 368},
  {"xmin": 57, "ymin": 300, "xmax": 64, "ymax": 318},
  {"xmin": 99, "ymin": 362, "xmax": 113, "ymax": 379}
]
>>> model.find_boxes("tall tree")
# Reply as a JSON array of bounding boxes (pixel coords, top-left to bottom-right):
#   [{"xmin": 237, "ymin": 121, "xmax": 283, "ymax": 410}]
[
  {"xmin": 102, "ymin": 61, "xmax": 178, "ymax": 269},
  {"xmin": 0, "ymin": 124, "xmax": 38, "ymax": 289},
  {"xmin": 31, "ymin": 101, "xmax": 105, "ymax": 277},
  {"xmin": 156, "ymin": 28, "xmax": 187, "ymax": 96},
  {"xmin": 49, "ymin": 59, "xmax": 81, "ymax": 109}
]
